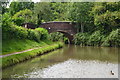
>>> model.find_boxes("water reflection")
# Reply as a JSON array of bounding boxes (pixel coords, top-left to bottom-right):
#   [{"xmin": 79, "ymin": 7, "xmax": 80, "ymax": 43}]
[{"xmin": 2, "ymin": 45, "xmax": 118, "ymax": 78}]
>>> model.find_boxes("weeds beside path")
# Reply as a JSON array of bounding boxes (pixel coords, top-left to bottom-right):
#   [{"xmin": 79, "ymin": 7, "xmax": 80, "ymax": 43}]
[{"xmin": 0, "ymin": 47, "xmax": 41, "ymax": 58}]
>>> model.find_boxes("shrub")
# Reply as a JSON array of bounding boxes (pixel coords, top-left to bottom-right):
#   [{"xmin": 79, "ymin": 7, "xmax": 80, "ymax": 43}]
[
  {"xmin": 12, "ymin": 17, "xmax": 25, "ymax": 26},
  {"xmin": 74, "ymin": 33, "xmax": 89, "ymax": 46},
  {"xmin": 88, "ymin": 31, "xmax": 105, "ymax": 46},
  {"xmin": 2, "ymin": 13, "xmax": 48, "ymax": 42},
  {"xmin": 102, "ymin": 29, "xmax": 120, "ymax": 47},
  {"xmin": 49, "ymin": 32, "xmax": 64, "ymax": 42},
  {"xmin": 35, "ymin": 28, "xmax": 48, "ymax": 40},
  {"xmin": 27, "ymin": 29, "xmax": 40, "ymax": 42},
  {"xmin": 64, "ymin": 37, "xmax": 69, "ymax": 44},
  {"xmin": 12, "ymin": 25, "xmax": 28, "ymax": 39}
]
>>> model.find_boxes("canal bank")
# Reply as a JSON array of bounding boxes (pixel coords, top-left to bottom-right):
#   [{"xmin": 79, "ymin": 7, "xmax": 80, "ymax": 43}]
[
  {"xmin": 1, "ymin": 42, "xmax": 63, "ymax": 69},
  {"xmin": 2, "ymin": 45, "xmax": 118, "ymax": 78}
]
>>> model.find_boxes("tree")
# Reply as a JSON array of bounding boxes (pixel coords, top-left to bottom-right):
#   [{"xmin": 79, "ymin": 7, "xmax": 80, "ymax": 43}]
[
  {"xmin": 12, "ymin": 9, "xmax": 33, "ymax": 23},
  {"xmin": 9, "ymin": 1, "xmax": 34, "ymax": 15},
  {"xmin": 50, "ymin": 2, "xmax": 70, "ymax": 21},
  {"xmin": 33, "ymin": 2, "xmax": 53, "ymax": 25},
  {"xmin": 92, "ymin": 2, "xmax": 120, "ymax": 34},
  {"xmin": 69, "ymin": 2, "xmax": 94, "ymax": 33}
]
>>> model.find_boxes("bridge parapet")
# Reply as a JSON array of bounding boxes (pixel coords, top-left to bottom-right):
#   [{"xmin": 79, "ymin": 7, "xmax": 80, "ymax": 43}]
[{"xmin": 40, "ymin": 21, "xmax": 77, "ymax": 33}]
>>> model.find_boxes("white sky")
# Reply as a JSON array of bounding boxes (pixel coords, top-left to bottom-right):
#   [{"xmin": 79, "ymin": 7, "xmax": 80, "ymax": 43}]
[
  {"xmin": 7, "ymin": 0, "xmax": 40, "ymax": 8},
  {"xmin": 32, "ymin": 0, "xmax": 41, "ymax": 3},
  {"xmin": 8, "ymin": 0, "xmax": 41, "ymax": 3}
]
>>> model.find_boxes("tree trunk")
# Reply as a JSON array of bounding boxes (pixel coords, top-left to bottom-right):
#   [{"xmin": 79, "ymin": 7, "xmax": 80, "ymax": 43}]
[
  {"xmin": 81, "ymin": 22, "xmax": 84, "ymax": 33},
  {"xmin": 37, "ymin": 14, "xmax": 41, "ymax": 25}
]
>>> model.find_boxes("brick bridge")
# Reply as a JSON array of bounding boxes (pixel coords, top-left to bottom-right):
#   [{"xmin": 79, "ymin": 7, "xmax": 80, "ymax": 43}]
[{"xmin": 39, "ymin": 21, "xmax": 77, "ymax": 44}]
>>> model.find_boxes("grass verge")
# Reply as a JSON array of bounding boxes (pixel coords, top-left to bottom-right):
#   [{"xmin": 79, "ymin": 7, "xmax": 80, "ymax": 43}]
[
  {"xmin": 2, "ymin": 39, "xmax": 54, "ymax": 55},
  {"xmin": 1, "ymin": 42, "xmax": 63, "ymax": 69}
]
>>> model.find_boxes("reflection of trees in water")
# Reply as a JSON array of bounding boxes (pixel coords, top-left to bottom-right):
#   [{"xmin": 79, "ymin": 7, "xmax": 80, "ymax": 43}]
[
  {"xmin": 65, "ymin": 45, "xmax": 118, "ymax": 63},
  {"xmin": 62, "ymin": 45, "xmax": 75, "ymax": 56}
]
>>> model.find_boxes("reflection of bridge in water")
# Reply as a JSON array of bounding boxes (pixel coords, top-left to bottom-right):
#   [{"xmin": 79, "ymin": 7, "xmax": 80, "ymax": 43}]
[{"xmin": 39, "ymin": 21, "xmax": 77, "ymax": 44}]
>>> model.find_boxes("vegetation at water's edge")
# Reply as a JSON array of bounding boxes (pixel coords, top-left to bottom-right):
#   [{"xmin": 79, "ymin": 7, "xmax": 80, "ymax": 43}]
[
  {"xmin": 74, "ymin": 29, "xmax": 120, "ymax": 47},
  {"xmin": 1, "ymin": 42, "xmax": 63, "ymax": 69}
]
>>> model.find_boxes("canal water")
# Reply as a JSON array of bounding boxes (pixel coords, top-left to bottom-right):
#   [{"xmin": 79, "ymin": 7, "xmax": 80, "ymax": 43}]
[{"xmin": 2, "ymin": 45, "xmax": 118, "ymax": 78}]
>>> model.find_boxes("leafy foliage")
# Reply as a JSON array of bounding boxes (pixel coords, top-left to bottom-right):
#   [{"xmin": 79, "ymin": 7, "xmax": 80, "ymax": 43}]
[
  {"xmin": 35, "ymin": 28, "xmax": 48, "ymax": 40},
  {"xmin": 74, "ymin": 33, "xmax": 89, "ymax": 46},
  {"xmin": 12, "ymin": 17, "xmax": 25, "ymax": 26},
  {"xmin": 2, "ymin": 13, "xmax": 48, "ymax": 42},
  {"xmin": 102, "ymin": 29, "xmax": 120, "ymax": 47},
  {"xmin": 49, "ymin": 32, "xmax": 64, "ymax": 42},
  {"xmin": 9, "ymin": 2, "xmax": 34, "ymax": 15},
  {"xmin": 88, "ymin": 31, "xmax": 105, "ymax": 46},
  {"xmin": 94, "ymin": 11, "xmax": 120, "ymax": 33},
  {"xmin": 13, "ymin": 9, "xmax": 33, "ymax": 23}
]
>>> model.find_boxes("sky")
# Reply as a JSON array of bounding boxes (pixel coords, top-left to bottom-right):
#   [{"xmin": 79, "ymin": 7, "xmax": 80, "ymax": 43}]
[
  {"xmin": 32, "ymin": 0, "xmax": 41, "ymax": 3},
  {"xmin": 8, "ymin": 0, "xmax": 41, "ymax": 3}
]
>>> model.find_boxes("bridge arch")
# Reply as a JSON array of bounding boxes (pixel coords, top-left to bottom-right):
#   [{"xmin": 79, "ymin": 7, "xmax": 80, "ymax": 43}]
[
  {"xmin": 51, "ymin": 30, "xmax": 74, "ymax": 44},
  {"xmin": 39, "ymin": 21, "xmax": 77, "ymax": 44}
]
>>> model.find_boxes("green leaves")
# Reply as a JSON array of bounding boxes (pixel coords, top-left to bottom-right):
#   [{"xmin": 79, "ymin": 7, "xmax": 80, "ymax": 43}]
[
  {"xmin": 13, "ymin": 9, "xmax": 33, "ymax": 23},
  {"xmin": 102, "ymin": 29, "xmax": 120, "ymax": 47},
  {"xmin": 35, "ymin": 28, "xmax": 48, "ymax": 40},
  {"xmin": 74, "ymin": 33, "xmax": 89, "ymax": 45},
  {"xmin": 93, "ymin": 2, "xmax": 120, "ymax": 34},
  {"xmin": 88, "ymin": 31, "xmax": 104, "ymax": 46},
  {"xmin": 74, "ymin": 31, "xmax": 106, "ymax": 46},
  {"xmin": 49, "ymin": 32, "xmax": 64, "ymax": 42},
  {"xmin": 9, "ymin": 2, "xmax": 34, "ymax": 15}
]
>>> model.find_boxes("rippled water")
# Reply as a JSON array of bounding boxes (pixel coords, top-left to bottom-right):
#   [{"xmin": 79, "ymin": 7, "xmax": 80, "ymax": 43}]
[{"xmin": 2, "ymin": 45, "xmax": 119, "ymax": 78}]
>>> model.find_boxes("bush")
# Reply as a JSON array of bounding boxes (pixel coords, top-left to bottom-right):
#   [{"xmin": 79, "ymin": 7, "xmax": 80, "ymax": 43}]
[
  {"xmin": 102, "ymin": 29, "xmax": 120, "ymax": 47},
  {"xmin": 2, "ymin": 12, "xmax": 48, "ymax": 41},
  {"xmin": 13, "ymin": 25, "xmax": 28, "ymax": 39},
  {"xmin": 2, "ymin": 13, "xmax": 13, "ymax": 28},
  {"xmin": 64, "ymin": 37, "xmax": 69, "ymax": 44},
  {"xmin": 74, "ymin": 33, "xmax": 89, "ymax": 46},
  {"xmin": 49, "ymin": 32, "xmax": 64, "ymax": 42},
  {"xmin": 35, "ymin": 28, "xmax": 48, "ymax": 40},
  {"xmin": 88, "ymin": 31, "xmax": 105, "ymax": 46},
  {"xmin": 12, "ymin": 17, "xmax": 25, "ymax": 26},
  {"xmin": 27, "ymin": 29, "xmax": 40, "ymax": 42}
]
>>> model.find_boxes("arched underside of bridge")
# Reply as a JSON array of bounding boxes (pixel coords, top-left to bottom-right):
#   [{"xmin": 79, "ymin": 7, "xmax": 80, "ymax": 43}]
[
  {"xmin": 49, "ymin": 30, "xmax": 74, "ymax": 44},
  {"xmin": 39, "ymin": 21, "xmax": 77, "ymax": 44}
]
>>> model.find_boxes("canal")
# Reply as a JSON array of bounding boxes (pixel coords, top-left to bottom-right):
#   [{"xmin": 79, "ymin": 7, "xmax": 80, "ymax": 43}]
[{"xmin": 2, "ymin": 45, "xmax": 118, "ymax": 78}]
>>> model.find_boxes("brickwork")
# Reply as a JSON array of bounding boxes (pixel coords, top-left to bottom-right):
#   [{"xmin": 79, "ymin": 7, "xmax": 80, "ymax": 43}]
[{"xmin": 39, "ymin": 21, "xmax": 77, "ymax": 44}]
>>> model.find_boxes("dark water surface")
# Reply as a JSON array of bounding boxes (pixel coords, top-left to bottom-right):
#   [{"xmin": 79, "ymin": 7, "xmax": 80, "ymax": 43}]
[{"xmin": 2, "ymin": 45, "xmax": 118, "ymax": 78}]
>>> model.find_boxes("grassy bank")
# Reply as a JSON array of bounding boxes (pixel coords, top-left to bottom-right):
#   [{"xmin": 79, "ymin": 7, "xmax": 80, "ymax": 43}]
[
  {"xmin": 1, "ymin": 42, "xmax": 63, "ymax": 69},
  {"xmin": 2, "ymin": 39, "xmax": 54, "ymax": 55}
]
